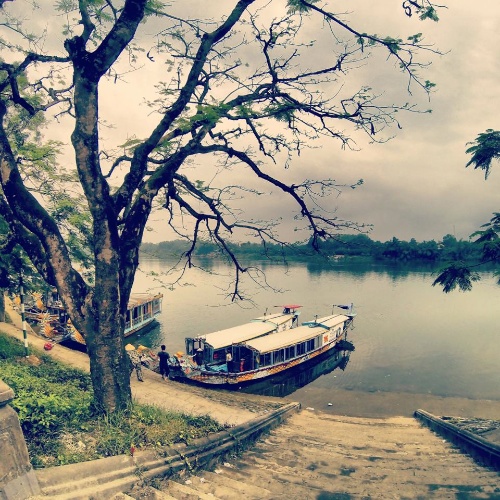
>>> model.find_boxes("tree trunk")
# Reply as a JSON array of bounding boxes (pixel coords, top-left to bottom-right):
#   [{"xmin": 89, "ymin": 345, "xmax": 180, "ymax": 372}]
[
  {"xmin": 82, "ymin": 289, "xmax": 132, "ymax": 413},
  {"xmin": 85, "ymin": 324, "xmax": 131, "ymax": 413},
  {"xmin": 0, "ymin": 291, "xmax": 5, "ymax": 322}
]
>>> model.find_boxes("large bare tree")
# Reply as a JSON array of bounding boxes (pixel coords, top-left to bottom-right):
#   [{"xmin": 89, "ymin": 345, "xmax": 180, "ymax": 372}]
[{"xmin": 0, "ymin": 0, "xmax": 443, "ymax": 413}]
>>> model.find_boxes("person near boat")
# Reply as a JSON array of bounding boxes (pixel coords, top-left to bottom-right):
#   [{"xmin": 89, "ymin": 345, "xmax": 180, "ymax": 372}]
[
  {"xmin": 157, "ymin": 344, "xmax": 170, "ymax": 380},
  {"xmin": 226, "ymin": 350, "xmax": 233, "ymax": 372}
]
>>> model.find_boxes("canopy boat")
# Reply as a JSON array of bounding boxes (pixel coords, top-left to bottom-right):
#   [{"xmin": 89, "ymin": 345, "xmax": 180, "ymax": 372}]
[
  {"xmin": 183, "ymin": 305, "xmax": 301, "ymax": 367},
  {"xmin": 68, "ymin": 292, "xmax": 163, "ymax": 345},
  {"xmin": 169, "ymin": 304, "xmax": 355, "ymax": 386},
  {"xmin": 23, "ymin": 290, "xmax": 163, "ymax": 345}
]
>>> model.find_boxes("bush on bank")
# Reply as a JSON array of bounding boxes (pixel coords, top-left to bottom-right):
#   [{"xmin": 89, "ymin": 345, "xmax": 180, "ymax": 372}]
[{"xmin": 0, "ymin": 332, "xmax": 224, "ymax": 468}]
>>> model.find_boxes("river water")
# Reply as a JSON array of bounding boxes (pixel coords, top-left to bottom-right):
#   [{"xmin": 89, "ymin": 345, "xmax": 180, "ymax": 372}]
[{"xmin": 130, "ymin": 258, "xmax": 500, "ymax": 415}]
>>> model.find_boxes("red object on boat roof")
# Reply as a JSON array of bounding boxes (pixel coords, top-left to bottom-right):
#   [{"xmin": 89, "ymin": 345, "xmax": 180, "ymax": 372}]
[{"xmin": 279, "ymin": 304, "xmax": 302, "ymax": 309}]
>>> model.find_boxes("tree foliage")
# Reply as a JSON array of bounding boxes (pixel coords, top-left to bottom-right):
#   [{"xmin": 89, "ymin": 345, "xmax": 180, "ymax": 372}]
[
  {"xmin": 0, "ymin": 0, "xmax": 444, "ymax": 412},
  {"xmin": 142, "ymin": 232, "xmax": 487, "ymax": 265},
  {"xmin": 434, "ymin": 130, "xmax": 500, "ymax": 292},
  {"xmin": 465, "ymin": 129, "xmax": 500, "ymax": 180}
]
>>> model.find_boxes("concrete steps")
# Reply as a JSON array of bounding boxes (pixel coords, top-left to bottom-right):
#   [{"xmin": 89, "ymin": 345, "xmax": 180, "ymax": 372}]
[
  {"xmin": 140, "ymin": 411, "xmax": 499, "ymax": 500},
  {"xmin": 33, "ymin": 410, "xmax": 499, "ymax": 499}
]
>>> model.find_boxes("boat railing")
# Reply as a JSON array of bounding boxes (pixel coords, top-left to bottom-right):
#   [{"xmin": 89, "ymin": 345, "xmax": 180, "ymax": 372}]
[{"xmin": 131, "ymin": 313, "xmax": 151, "ymax": 327}]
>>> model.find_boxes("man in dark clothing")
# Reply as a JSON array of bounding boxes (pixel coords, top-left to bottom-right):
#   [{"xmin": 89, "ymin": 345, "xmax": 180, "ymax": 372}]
[{"xmin": 157, "ymin": 344, "xmax": 170, "ymax": 380}]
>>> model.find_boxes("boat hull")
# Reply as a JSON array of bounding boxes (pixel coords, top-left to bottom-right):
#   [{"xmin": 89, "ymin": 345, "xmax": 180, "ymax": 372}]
[{"xmin": 170, "ymin": 322, "xmax": 353, "ymax": 386}]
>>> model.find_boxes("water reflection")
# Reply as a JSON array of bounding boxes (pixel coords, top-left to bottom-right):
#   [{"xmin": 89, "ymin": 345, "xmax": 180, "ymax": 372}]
[
  {"xmin": 305, "ymin": 260, "xmax": 437, "ymax": 281},
  {"xmin": 236, "ymin": 340, "xmax": 355, "ymax": 398}
]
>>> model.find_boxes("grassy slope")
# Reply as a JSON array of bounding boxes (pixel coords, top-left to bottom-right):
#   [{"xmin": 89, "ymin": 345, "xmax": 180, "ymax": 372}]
[{"xmin": 0, "ymin": 331, "xmax": 224, "ymax": 468}]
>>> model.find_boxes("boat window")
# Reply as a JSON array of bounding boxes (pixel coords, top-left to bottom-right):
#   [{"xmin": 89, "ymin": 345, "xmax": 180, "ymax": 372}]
[
  {"xmin": 306, "ymin": 338, "xmax": 315, "ymax": 352},
  {"xmin": 273, "ymin": 349, "xmax": 284, "ymax": 364},
  {"xmin": 260, "ymin": 353, "xmax": 272, "ymax": 366},
  {"xmin": 285, "ymin": 346, "xmax": 295, "ymax": 360},
  {"xmin": 297, "ymin": 342, "xmax": 306, "ymax": 355},
  {"xmin": 212, "ymin": 349, "xmax": 224, "ymax": 363}
]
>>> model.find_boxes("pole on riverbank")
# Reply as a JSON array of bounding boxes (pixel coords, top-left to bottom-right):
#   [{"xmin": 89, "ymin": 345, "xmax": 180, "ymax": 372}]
[{"xmin": 19, "ymin": 274, "xmax": 29, "ymax": 358}]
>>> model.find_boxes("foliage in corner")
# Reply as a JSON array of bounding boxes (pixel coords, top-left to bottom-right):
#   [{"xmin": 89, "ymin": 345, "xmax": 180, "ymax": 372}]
[{"xmin": 434, "ymin": 130, "xmax": 500, "ymax": 292}]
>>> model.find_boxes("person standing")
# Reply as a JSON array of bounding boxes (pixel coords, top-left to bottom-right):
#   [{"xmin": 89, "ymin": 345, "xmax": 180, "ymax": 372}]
[
  {"xmin": 128, "ymin": 349, "xmax": 144, "ymax": 382},
  {"xmin": 226, "ymin": 349, "xmax": 233, "ymax": 372},
  {"xmin": 157, "ymin": 344, "xmax": 170, "ymax": 380}
]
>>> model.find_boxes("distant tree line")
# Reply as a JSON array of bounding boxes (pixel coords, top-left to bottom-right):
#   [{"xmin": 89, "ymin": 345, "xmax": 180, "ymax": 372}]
[{"xmin": 140, "ymin": 233, "xmax": 482, "ymax": 265}]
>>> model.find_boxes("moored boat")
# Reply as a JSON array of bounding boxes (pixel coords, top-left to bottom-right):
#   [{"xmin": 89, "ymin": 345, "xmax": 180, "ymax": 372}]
[
  {"xmin": 184, "ymin": 304, "xmax": 301, "ymax": 366},
  {"xmin": 169, "ymin": 304, "xmax": 355, "ymax": 386},
  {"xmin": 22, "ymin": 290, "xmax": 163, "ymax": 345}
]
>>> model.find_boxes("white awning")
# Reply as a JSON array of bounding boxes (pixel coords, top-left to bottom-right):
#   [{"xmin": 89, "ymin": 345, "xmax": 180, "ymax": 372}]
[
  {"xmin": 195, "ymin": 313, "xmax": 296, "ymax": 350},
  {"xmin": 128, "ymin": 293, "xmax": 163, "ymax": 308},
  {"xmin": 244, "ymin": 314, "xmax": 349, "ymax": 353}
]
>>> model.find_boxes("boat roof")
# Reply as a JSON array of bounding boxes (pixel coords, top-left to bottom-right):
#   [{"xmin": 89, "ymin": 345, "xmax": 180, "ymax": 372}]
[
  {"xmin": 191, "ymin": 313, "xmax": 296, "ymax": 350},
  {"xmin": 244, "ymin": 314, "xmax": 349, "ymax": 354},
  {"xmin": 128, "ymin": 293, "xmax": 163, "ymax": 308}
]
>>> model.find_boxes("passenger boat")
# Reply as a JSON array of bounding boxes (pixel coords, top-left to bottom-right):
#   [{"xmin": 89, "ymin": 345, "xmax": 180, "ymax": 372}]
[
  {"xmin": 23, "ymin": 290, "xmax": 163, "ymax": 345},
  {"xmin": 169, "ymin": 304, "xmax": 355, "ymax": 386},
  {"xmin": 184, "ymin": 305, "xmax": 301, "ymax": 366},
  {"xmin": 237, "ymin": 344, "xmax": 354, "ymax": 398}
]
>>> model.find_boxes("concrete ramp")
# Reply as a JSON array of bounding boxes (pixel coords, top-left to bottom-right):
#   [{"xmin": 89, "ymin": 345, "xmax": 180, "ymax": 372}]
[{"xmin": 141, "ymin": 410, "xmax": 499, "ymax": 499}]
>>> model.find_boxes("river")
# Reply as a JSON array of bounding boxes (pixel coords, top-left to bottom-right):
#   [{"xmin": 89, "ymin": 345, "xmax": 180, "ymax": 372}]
[{"xmin": 129, "ymin": 258, "xmax": 500, "ymax": 417}]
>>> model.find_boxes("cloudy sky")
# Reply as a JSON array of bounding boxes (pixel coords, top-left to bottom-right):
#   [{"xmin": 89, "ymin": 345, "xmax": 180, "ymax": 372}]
[
  {"xmin": 322, "ymin": 0, "xmax": 500, "ymax": 243},
  {"xmin": 142, "ymin": 0, "xmax": 500, "ymax": 244},
  {"xmin": 5, "ymin": 0, "xmax": 499, "ymax": 245}
]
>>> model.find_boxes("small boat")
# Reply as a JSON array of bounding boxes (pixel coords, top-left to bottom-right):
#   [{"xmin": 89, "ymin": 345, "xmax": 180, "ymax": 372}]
[
  {"xmin": 169, "ymin": 304, "xmax": 355, "ymax": 386},
  {"xmin": 23, "ymin": 290, "xmax": 163, "ymax": 344}
]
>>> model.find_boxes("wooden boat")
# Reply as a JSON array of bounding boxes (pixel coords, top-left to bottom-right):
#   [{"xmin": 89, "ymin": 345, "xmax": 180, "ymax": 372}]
[
  {"xmin": 237, "ymin": 345, "xmax": 354, "ymax": 398},
  {"xmin": 23, "ymin": 290, "xmax": 163, "ymax": 344},
  {"xmin": 183, "ymin": 305, "xmax": 301, "ymax": 367},
  {"xmin": 169, "ymin": 304, "xmax": 355, "ymax": 386}
]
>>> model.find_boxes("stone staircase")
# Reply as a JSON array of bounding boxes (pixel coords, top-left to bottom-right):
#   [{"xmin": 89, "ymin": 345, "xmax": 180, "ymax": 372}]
[{"xmin": 119, "ymin": 411, "xmax": 499, "ymax": 500}]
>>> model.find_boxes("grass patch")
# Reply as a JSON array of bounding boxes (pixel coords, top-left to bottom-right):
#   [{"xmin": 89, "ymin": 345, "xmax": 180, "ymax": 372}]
[{"xmin": 0, "ymin": 331, "xmax": 225, "ymax": 468}]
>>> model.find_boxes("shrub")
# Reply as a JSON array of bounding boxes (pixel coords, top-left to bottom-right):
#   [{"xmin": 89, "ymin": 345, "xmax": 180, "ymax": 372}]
[
  {"xmin": 0, "ymin": 331, "xmax": 225, "ymax": 467},
  {"xmin": 0, "ymin": 334, "xmax": 26, "ymax": 359}
]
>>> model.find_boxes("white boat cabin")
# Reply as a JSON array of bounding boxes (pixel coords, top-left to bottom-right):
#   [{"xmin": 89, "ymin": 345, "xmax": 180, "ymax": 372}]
[
  {"xmin": 185, "ymin": 307, "xmax": 301, "ymax": 365},
  {"xmin": 125, "ymin": 293, "xmax": 163, "ymax": 333},
  {"xmin": 228, "ymin": 314, "xmax": 351, "ymax": 372}
]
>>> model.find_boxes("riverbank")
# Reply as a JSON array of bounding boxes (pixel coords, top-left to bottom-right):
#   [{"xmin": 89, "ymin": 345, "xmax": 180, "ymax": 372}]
[
  {"xmin": 286, "ymin": 384, "xmax": 500, "ymax": 422},
  {"xmin": 3, "ymin": 308, "xmax": 499, "ymax": 449},
  {"xmin": 2, "ymin": 302, "xmax": 499, "ymax": 499},
  {"xmin": 4, "ymin": 294, "xmax": 500, "ymax": 426}
]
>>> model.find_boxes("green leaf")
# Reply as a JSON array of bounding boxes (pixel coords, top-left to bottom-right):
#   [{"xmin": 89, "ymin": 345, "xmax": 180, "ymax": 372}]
[
  {"xmin": 287, "ymin": 0, "xmax": 319, "ymax": 14},
  {"xmin": 465, "ymin": 129, "xmax": 500, "ymax": 179},
  {"xmin": 432, "ymin": 265, "xmax": 480, "ymax": 293},
  {"xmin": 419, "ymin": 7, "xmax": 439, "ymax": 22}
]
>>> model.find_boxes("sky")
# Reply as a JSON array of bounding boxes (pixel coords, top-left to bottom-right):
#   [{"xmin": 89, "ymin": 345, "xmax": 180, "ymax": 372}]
[
  {"xmin": 141, "ymin": 0, "xmax": 500, "ymax": 244},
  {"xmin": 4, "ymin": 0, "xmax": 499, "ymax": 245}
]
